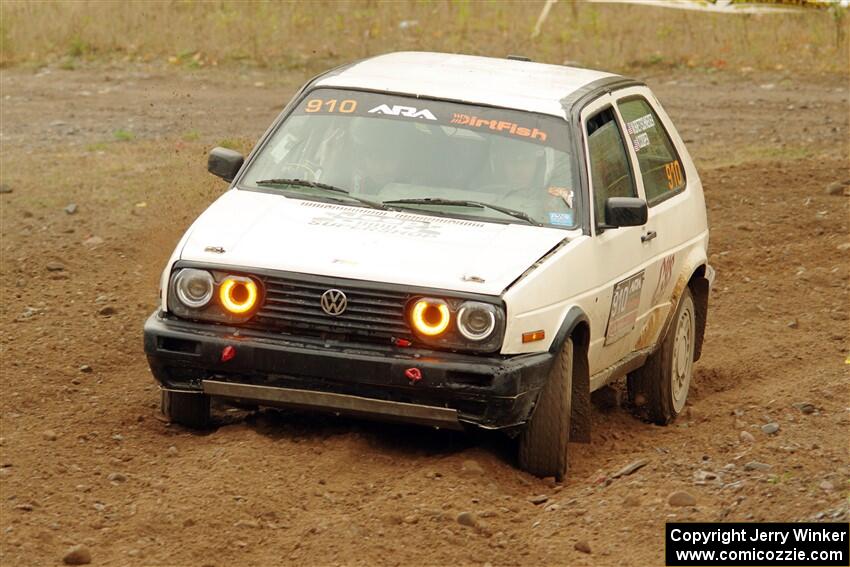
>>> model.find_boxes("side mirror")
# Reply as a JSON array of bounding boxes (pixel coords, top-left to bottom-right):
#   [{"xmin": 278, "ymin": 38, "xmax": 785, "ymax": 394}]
[
  {"xmin": 207, "ymin": 147, "xmax": 244, "ymax": 182},
  {"xmin": 603, "ymin": 197, "xmax": 648, "ymax": 228}
]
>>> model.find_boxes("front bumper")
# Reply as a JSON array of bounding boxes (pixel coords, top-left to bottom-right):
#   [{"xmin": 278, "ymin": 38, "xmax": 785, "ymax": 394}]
[{"xmin": 143, "ymin": 311, "xmax": 554, "ymax": 431}]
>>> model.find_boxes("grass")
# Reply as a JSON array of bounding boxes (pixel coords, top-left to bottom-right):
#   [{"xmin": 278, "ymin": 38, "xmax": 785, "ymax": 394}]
[
  {"xmin": 216, "ymin": 138, "xmax": 252, "ymax": 153},
  {"xmin": 85, "ymin": 141, "xmax": 108, "ymax": 152},
  {"xmin": 112, "ymin": 129, "xmax": 134, "ymax": 142},
  {"xmin": 0, "ymin": 1, "xmax": 846, "ymax": 75},
  {"xmin": 0, "ymin": 138, "xmax": 221, "ymax": 233},
  {"xmin": 700, "ymin": 143, "xmax": 817, "ymax": 169}
]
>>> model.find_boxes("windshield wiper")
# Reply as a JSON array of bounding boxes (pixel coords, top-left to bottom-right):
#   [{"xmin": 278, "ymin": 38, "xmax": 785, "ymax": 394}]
[
  {"xmin": 382, "ymin": 198, "xmax": 541, "ymax": 226},
  {"xmin": 254, "ymin": 178, "xmax": 387, "ymax": 210}
]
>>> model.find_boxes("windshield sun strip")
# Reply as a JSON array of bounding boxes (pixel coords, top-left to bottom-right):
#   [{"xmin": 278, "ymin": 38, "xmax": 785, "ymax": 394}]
[{"xmin": 237, "ymin": 87, "xmax": 581, "ymax": 229}]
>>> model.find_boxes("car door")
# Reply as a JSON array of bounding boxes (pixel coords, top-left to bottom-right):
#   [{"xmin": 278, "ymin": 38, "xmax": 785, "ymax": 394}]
[
  {"xmin": 613, "ymin": 88, "xmax": 697, "ymax": 349},
  {"xmin": 581, "ymin": 95, "xmax": 650, "ymax": 373}
]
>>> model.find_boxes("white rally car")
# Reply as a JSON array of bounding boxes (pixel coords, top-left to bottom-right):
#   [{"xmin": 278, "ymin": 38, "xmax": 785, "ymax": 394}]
[{"xmin": 144, "ymin": 52, "xmax": 713, "ymax": 479}]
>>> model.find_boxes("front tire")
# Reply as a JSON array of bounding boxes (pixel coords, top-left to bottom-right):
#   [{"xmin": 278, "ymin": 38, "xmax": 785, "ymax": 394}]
[
  {"xmin": 518, "ymin": 339, "xmax": 573, "ymax": 481},
  {"xmin": 161, "ymin": 389, "xmax": 211, "ymax": 429},
  {"xmin": 628, "ymin": 287, "xmax": 696, "ymax": 425}
]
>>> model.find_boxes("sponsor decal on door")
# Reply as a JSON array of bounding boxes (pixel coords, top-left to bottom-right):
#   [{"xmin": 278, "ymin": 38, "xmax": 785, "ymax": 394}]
[
  {"xmin": 651, "ymin": 254, "xmax": 675, "ymax": 304},
  {"xmin": 605, "ymin": 271, "xmax": 645, "ymax": 344}
]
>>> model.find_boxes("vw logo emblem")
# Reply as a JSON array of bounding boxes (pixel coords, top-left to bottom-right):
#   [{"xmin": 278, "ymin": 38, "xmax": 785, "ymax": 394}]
[{"xmin": 320, "ymin": 289, "xmax": 347, "ymax": 316}]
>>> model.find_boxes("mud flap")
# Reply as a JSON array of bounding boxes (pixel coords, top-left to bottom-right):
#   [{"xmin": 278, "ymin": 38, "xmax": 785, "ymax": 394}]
[
  {"xmin": 569, "ymin": 340, "xmax": 591, "ymax": 443},
  {"xmin": 690, "ymin": 276, "xmax": 710, "ymax": 362}
]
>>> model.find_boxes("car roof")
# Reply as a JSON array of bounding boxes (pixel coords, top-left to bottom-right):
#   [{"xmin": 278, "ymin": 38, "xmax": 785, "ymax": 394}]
[{"xmin": 314, "ymin": 51, "xmax": 622, "ymax": 118}]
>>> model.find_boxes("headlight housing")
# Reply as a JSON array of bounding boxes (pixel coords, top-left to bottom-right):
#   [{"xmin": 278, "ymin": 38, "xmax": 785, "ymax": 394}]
[
  {"xmin": 407, "ymin": 297, "xmax": 505, "ymax": 353},
  {"xmin": 174, "ymin": 269, "xmax": 214, "ymax": 308},
  {"xmin": 168, "ymin": 268, "xmax": 262, "ymax": 323},
  {"xmin": 457, "ymin": 302, "xmax": 498, "ymax": 341},
  {"xmin": 218, "ymin": 276, "xmax": 259, "ymax": 314},
  {"xmin": 410, "ymin": 298, "xmax": 451, "ymax": 337}
]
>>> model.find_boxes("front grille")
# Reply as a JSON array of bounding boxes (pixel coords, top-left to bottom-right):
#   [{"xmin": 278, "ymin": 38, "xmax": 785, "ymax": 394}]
[{"xmin": 252, "ymin": 274, "xmax": 413, "ymax": 344}]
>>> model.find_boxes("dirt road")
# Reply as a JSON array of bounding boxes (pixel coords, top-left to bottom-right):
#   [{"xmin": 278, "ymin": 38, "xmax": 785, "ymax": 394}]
[{"xmin": 0, "ymin": 63, "xmax": 848, "ymax": 567}]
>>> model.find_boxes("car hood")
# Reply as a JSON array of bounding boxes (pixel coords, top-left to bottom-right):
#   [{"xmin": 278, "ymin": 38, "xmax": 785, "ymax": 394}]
[{"xmin": 179, "ymin": 189, "xmax": 571, "ymax": 295}]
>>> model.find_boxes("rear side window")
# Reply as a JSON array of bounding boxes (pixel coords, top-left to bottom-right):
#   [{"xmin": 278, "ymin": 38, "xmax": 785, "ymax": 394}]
[
  {"xmin": 618, "ymin": 97, "xmax": 685, "ymax": 204},
  {"xmin": 586, "ymin": 107, "xmax": 636, "ymax": 227}
]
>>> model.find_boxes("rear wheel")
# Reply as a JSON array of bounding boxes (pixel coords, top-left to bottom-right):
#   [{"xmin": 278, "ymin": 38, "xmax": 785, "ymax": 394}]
[
  {"xmin": 628, "ymin": 287, "xmax": 696, "ymax": 425},
  {"xmin": 161, "ymin": 389, "xmax": 211, "ymax": 429},
  {"xmin": 518, "ymin": 339, "xmax": 573, "ymax": 481}
]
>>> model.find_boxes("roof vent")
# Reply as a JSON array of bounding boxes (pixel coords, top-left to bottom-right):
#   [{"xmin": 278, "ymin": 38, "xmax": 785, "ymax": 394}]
[{"xmin": 506, "ymin": 55, "xmax": 532, "ymax": 62}]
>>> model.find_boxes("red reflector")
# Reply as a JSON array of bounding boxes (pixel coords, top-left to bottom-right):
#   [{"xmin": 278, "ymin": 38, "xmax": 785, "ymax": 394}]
[
  {"xmin": 393, "ymin": 337, "xmax": 412, "ymax": 347},
  {"xmin": 220, "ymin": 345, "xmax": 236, "ymax": 362},
  {"xmin": 404, "ymin": 368, "xmax": 422, "ymax": 382}
]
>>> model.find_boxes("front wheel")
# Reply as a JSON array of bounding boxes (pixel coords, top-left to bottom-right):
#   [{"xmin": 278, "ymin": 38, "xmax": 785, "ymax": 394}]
[
  {"xmin": 628, "ymin": 287, "xmax": 696, "ymax": 425},
  {"xmin": 161, "ymin": 389, "xmax": 211, "ymax": 429},
  {"xmin": 518, "ymin": 339, "xmax": 573, "ymax": 480}
]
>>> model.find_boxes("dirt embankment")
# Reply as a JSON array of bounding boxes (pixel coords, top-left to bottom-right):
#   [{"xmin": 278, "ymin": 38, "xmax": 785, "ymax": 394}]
[{"xmin": 0, "ymin": 64, "xmax": 848, "ymax": 567}]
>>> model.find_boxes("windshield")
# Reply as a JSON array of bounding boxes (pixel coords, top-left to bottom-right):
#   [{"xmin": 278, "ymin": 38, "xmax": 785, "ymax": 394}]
[{"xmin": 240, "ymin": 88, "xmax": 580, "ymax": 228}]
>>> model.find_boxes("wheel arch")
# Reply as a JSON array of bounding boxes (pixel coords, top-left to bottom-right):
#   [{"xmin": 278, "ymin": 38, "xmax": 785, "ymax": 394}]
[
  {"xmin": 653, "ymin": 251, "xmax": 711, "ymax": 360},
  {"xmin": 686, "ymin": 263, "xmax": 712, "ymax": 362},
  {"xmin": 549, "ymin": 306, "xmax": 591, "ymax": 443}
]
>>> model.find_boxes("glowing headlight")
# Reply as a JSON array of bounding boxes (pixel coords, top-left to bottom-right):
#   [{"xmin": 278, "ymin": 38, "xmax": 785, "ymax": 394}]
[
  {"xmin": 174, "ymin": 269, "xmax": 214, "ymax": 308},
  {"xmin": 410, "ymin": 298, "xmax": 451, "ymax": 336},
  {"xmin": 219, "ymin": 276, "xmax": 258, "ymax": 314},
  {"xmin": 457, "ymin": 302, "xmax": 497, "ymax": 341}
]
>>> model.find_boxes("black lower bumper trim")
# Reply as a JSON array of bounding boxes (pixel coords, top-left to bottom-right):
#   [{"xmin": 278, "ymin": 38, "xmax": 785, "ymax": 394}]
[{"xmin": 143, "ymin": 311, "xmax": 554, "ymax": 430}]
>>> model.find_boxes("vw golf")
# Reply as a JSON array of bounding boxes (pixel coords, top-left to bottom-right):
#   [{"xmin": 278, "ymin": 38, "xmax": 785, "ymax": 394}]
[{"xmin": 143, "ymin": 52, "xmax": 714, "ymax": 479}]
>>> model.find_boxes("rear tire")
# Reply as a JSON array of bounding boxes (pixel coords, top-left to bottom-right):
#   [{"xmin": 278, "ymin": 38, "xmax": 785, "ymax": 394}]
[
  {"xmin": 627, "ymin": 287, "xmax": 696, "ymax": 425},
  {"xmin": 518, "ymin": 339, "xmax": 572, "ymax": 481},
  {"xmin": 161, "ymin": 389, "xmax": 211, "ymax": 429}
]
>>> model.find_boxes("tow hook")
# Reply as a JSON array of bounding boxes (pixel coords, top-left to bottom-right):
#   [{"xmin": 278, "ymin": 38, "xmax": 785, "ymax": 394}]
[
  {"xmin": 220, "ymin": 345, "xmax": 236, "ymax": 362},
  {"xmin": 404, "ymin": 367, "xmax": 422, "ymax": 383}
]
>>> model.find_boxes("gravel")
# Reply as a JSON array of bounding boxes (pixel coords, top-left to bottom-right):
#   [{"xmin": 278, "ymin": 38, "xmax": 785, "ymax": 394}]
[
  {"xmin": 528, "ymin": 495, "xmax": 549, "ymax": 505},
  {"xmin": 761, "ymin": 421, "xmax": 779, "ymax": 435},
  {"xmin": 744, "ymin": 461, "xmax": 772, "ymax": 471},
  {"xmin": 622, "ymin": 495, "xmax": 641, "ymax": 508},
  {"xmin": 574, "ymin": 540, "xmax": 592, "ymax": 554},
  {"xmin": 825, "ymin": 181, "xmax": 846, "ymax": 195},
  {"xmin": 611, "ymin": 459, "xmax": 649, "ymax": 479},
  {"xmin": 460, "ymin": 459, "xmax": 484, "ymax": 475},
  {"xmin": 62, "ymin": 544, "xmax": 91, "ymax": 565},
  {"xmin": 668, "ymin": 491, "xmax": 696, "ymax": 507},
  {"xmin": 693, "ymin": 470, "xmax": 718, "ymax": 484},
  {"xmin": 761, "ymin": 423, "xmax": 780, "ymax": 435},
  {"xmin": 82, "ymin": 236, "xmax": 104, "ymax": 248},
  {"xmin": 107, "ymin": 472, "xmax": 127, "ymax": 482},
  {"xmin": 457, "ymin": 511, "xmax": 479, "ymax": 528}
]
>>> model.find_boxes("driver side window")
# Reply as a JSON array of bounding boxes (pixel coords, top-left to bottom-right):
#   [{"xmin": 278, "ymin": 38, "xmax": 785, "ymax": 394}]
[{"xmin": 586, "ymin": 107, "xmax": 636, "ymax": 227}]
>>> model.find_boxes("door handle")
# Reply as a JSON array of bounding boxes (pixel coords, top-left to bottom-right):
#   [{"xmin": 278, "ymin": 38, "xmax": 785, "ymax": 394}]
[{"xmin": 641, "ymin": 230, "xmax": 657, "ymax": 243}]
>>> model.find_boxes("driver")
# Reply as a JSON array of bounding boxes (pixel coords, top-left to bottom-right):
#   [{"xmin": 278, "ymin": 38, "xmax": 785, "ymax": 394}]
[
  {"xmin": 489, "ymin": 136, "xmax": 544, "ymax": 192},
  {"xmin": 482, "ymin": 137, "xmax": 575, "ymax": 226}
]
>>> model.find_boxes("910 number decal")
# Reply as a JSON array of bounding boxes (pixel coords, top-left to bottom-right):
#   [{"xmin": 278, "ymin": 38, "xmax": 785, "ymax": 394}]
[
  {"xmin": 665, "ymin": 160, "xmax": 684, "ymax": 190},
  {"xmin": 305, "ymin": 98, "xmax": 357, "ymax": 114},
  {"xmin": 605, "ymin": 271, "xmax": 645, "ymax": 344}
]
